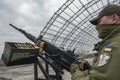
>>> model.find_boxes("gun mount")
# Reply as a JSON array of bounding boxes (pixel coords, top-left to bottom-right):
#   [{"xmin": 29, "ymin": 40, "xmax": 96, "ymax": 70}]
[{"xmin": 1, "ymin": 24, "xmax": 91, "ymax": 80}]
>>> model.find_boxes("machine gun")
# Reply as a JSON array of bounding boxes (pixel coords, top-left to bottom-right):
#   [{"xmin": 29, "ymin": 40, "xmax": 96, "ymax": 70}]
[{"xmin": 7, "ymin": 23, "xmax": 91, "ymax": 80}]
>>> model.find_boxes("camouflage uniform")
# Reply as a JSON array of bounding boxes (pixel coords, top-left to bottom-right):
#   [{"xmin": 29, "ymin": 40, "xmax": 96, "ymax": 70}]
[
  {"xmin": 71, "ymin": 24, "xmax": 120, "ymax": 80},
  {"xmin": 71, "ymin": 4, "xmax": 120, "ymax": 80}
]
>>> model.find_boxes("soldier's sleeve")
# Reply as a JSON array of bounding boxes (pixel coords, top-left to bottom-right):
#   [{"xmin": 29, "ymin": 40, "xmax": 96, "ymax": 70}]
[
  {"xmin": 71, "ymin": 43, "xmax": 120, "ymax": 80},
  {"xmin": 71, "ymin": 69, "xmax": 105, "ymax": 80}
]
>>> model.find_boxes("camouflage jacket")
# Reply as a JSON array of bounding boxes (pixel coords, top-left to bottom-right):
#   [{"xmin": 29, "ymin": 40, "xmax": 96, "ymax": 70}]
[{"xmin": 71, "ymin": 33, "xmax": 120, "ymax": 80}]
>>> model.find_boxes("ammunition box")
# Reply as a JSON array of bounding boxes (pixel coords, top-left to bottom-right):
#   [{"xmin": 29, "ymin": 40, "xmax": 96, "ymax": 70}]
[{"xmin": 1, "ymin": 42, "xmax": 39, "ymax": 66}]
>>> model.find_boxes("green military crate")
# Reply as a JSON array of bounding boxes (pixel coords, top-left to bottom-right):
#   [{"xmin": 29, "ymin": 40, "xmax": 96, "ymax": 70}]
[{"xmin": 1, "ymin": 42, "xmax": 39, "ymax": 66}]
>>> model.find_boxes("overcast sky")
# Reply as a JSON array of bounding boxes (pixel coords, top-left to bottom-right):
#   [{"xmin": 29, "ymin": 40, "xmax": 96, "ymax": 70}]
[{"xmin": 0, "ymin": 0, "xmax": 66, "ymax": 58}]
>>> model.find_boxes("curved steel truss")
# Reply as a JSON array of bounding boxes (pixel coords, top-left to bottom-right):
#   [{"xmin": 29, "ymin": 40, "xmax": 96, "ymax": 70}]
[{"xmin": 40, "ymin": 0, "xmax": 120, "ymax": 53}]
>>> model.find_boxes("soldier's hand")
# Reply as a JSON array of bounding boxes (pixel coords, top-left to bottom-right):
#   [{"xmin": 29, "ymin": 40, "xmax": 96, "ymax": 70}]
[{"xmin": 70, "ymin": 60, "xmax": 91, "ymax": 74}]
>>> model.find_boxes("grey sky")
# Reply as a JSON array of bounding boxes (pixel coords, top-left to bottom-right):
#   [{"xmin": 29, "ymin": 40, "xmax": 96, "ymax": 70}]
[{"xmin": 0, "ymin": 0, "xmax": 66, "ymax": 58}]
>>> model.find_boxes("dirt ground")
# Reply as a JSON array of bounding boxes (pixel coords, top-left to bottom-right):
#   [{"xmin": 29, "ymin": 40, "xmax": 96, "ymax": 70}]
[
  {"xmin": 0, "ymin": 63, "xmax": 71, "ymax": 80},
  {"xmin": 0, "ymin": 58, "xmax": 93, "ymax": 80}
]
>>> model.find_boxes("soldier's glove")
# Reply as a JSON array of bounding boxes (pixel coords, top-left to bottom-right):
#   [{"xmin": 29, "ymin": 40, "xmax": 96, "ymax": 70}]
[{"xmin": 70, "ymin": 60, "xmax": 91, "ymax": 75}]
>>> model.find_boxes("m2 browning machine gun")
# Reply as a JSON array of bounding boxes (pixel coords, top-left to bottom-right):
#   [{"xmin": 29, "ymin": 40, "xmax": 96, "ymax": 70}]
[{"xmin": 2, "ymin": 23, "xmax": 91, "ymax": 80}]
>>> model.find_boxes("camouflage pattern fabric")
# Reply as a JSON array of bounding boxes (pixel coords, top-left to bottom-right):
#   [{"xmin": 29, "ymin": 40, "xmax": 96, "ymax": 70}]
[{"xmin": 71, "ymin": 24, "xmax": 120, "ymax": 80}]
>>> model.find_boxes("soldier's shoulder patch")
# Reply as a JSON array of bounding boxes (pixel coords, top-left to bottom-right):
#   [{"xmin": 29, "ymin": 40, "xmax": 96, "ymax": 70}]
[{"xmin": 103, "ymin": 45, "xmax": 113, "ymax": 52}]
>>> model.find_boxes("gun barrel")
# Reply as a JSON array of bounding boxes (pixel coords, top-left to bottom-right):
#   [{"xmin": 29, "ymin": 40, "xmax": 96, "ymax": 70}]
[
  {"xmin": 9, "ymin": 23, "xmax": 37, "ymax": 42},
  {"xmin": 9, "ymin": 23, "xmax": 20, "ymax": 31},
  {"xmin": 9, "ymin": 23, "xmax": 19, "ymax": 30}
]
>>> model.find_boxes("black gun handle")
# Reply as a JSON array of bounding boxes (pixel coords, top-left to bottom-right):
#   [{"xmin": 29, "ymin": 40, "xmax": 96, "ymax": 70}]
[{"xmin": 83, "ymin": 62, "xmax": 91, "ymax": 71}]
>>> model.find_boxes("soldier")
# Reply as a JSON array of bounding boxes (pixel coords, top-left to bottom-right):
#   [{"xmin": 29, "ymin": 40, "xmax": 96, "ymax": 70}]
[{"xmin": 70, "ymin": 4, "xmax": 120, "ymax": 80}]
